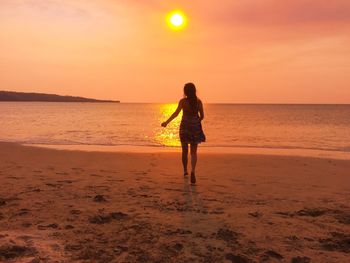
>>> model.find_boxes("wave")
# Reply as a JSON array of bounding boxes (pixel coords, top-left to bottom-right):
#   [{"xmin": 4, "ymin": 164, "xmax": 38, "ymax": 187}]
[{"xmin": 3, "ymin": 139, "xmax": 348, "ymax": 153}]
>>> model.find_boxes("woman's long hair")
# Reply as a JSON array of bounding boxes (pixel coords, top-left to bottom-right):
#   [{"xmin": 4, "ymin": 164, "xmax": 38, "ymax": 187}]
[{"xmin": 184, "ymin": 82, "xmax": 198, "ymax": 112}]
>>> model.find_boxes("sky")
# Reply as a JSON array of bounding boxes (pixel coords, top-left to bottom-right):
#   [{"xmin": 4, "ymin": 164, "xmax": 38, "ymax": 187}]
[{"xmin": 0, "ymin": 0, "xmax": 349, "ymax": 103}]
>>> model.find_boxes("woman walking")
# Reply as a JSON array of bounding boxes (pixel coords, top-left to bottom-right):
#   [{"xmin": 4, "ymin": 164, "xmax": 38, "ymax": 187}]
[{"xmin": 161, "ymin": 83, "xmax": 206, "ymax": 184}]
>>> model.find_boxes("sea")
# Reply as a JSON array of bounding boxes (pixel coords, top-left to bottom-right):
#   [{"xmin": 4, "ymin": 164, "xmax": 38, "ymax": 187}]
[{"xmin": 1, "ymin": 102, "xmax": 350, "ymax": 157}]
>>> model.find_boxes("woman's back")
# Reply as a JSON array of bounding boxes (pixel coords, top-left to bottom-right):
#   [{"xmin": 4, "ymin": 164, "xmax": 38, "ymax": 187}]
[{"xmin": 182, "ymin": 98, "xmax": 200, "ymax": 118}]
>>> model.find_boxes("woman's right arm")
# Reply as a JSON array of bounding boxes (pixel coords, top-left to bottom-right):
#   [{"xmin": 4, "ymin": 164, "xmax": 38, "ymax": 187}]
[{"xmin": 161, "ymin": 99, "xmax": 183, "ymax": 127}]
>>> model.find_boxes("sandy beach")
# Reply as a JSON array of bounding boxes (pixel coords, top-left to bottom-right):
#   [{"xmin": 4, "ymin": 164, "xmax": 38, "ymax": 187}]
[{"xmin": 0, "ymin": 142, "xmax": 349, "ymax": 262}]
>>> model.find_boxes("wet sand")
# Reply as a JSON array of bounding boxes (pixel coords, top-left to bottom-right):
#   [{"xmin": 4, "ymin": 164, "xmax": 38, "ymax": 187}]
[{"xmin": 0, "ymin": 142, "xmax": 349, "ymax": 262}]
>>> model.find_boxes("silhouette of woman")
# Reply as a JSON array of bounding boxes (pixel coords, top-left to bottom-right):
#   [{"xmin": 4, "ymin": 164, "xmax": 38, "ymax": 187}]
[{"xmin": 161, "ymin": 83, "xmax": 206, "ymax": 184}]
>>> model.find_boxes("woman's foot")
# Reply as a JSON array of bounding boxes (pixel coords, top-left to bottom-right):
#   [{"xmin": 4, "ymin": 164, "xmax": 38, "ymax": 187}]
[
  {"xmin": 190, "ymin": 172, "xmax": 196, "ymax": 184},
  {"xmin": 184, "ymin": 171, "xmax": 188, "ymax": 177}
]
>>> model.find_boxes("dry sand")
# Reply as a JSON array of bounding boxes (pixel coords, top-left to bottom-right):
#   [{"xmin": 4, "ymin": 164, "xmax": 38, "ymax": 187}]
[{"xmin": 0, "ymin": 142, "xmax": 349, "ymax": 262}]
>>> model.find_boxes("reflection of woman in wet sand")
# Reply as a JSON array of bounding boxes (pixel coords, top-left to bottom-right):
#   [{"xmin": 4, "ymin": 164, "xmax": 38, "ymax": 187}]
[{"xmin": 161, "ymin": 83, "xmax": 206, "ymax": 184}]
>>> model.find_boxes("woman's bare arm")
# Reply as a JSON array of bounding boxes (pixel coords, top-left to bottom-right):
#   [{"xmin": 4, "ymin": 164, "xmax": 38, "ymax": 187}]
[
  {"xmin": 161, "ymin": 100, "xmax": 183, "ymax": 127},
  {"xmin": 198, "ymin": 100, "xmax": 204, "ymax": 121}
]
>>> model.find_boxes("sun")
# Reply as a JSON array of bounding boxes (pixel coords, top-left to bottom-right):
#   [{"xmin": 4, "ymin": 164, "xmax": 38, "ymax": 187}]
[
  {"xmin": 166, "ymin": 10, "xmax": 187, "ymax": 30},
  {"xmin": 171, "ymin": 14, "xmax": 183, "ymax": 27}
]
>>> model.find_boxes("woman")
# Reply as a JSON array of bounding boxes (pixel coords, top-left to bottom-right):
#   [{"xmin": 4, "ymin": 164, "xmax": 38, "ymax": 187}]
[{"xmin": 161, "ymin": 83, "xmax": 206, "ymax": 184}]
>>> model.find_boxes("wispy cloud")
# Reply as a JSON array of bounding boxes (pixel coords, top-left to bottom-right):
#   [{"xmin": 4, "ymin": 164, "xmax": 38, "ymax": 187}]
[
  {"xmin": 0, "ymin": 0, "xmax": 107, "ymax": 20},
  {"xmin": 227, "ymin": 0, "xmax": 350, "ymax": 25}
]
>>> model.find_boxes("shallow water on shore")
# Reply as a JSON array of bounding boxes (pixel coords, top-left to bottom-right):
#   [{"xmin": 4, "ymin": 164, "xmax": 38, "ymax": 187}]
[{"xmin": 1, "ymin": 102, "xmax": 350, "ymax": 154}]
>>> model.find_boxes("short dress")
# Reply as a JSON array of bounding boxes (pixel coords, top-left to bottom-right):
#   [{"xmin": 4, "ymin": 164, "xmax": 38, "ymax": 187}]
[{"xmin": 179, "ymin": 114, "xmax": 206, "ymax": 144}]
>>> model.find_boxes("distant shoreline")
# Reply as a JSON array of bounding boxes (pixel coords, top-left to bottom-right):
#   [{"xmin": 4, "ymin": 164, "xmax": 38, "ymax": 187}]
[
  {"xmin": 0, "ymin": 101, "xmax": 120, "ymax": 103},
  {"xmin": 0, "ymin": 91, "xmax": 120, "ymax": 103}
]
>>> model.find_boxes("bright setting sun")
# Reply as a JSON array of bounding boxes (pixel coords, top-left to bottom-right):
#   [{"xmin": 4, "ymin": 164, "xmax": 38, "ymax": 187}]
[{"xmin": 166, "ymin": 10, "xmax": 187, "ymax": 30}]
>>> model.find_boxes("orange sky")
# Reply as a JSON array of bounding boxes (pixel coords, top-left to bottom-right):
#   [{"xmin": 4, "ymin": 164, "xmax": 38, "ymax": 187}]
[{"xmin": 1, "ymin": 0, "xmax": 349, "ymax": 103}]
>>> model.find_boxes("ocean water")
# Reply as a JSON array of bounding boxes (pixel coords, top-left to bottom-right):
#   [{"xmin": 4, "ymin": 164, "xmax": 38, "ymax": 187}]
[{"xmin": 0, "ymin": 102, "xmax": 350, "ymax": 153}]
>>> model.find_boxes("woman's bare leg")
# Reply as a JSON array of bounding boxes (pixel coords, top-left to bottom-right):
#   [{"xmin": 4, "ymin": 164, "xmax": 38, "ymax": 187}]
[
  {"xmin": 181, "ymin": 142, "xmax": 189, "ymax": 175},
  {"xmin": 190, "ymin": 143, "xmax": 198, "ymax": 174}
]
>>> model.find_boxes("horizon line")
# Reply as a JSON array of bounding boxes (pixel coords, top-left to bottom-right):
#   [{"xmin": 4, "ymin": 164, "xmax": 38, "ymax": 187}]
[{"xmin": 2, "ymin": 101, "xmax": 349, "ymax": 105}]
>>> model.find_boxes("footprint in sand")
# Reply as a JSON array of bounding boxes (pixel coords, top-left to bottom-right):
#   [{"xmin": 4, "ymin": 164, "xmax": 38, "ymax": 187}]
[
  {"xmin": 86, "ymin": 185, "xmax": 111, "ymax": 192},
  {"xmin": 46, "ymin": 183, "xmax": 62, "ymax": 188},
  {"xmin": 100, "ymin": 169, "xmax": 117, "ymax": 173},
  {"xmin": 55, "ymin": 172, "xmax": 69, "ymax": 175},
  {"xmin": 71, "ymin": 167, "xmax": 84, "ymax": 171},
  {"xmin": 0, "ymin": 244, "xmax": 37, "ymax": 262},
  {"xmin": 13, "ymin": 208, "xmax": 31, "ymax": 217},
  {"xmin": 70, "ymin": 209, "xmax": 81, "ymax": 215},
  {"xmin": 65, "ymin": 244, "xmax": 83, "ymax": 252},
  {"xmin": 213, "ymin": 184, "xmax": 228, "ymax": 189},
  {"xmin": 334, "ymin": 211, "xmax": 350, "ymax": 225},
  {"xmin": 57, "ymin": 180, "xmax": 74, "ymax": 184},
  {"xmin": 0, "ymin": 198, "xmax": 6, "ymax": 206},
  {"xmin": 37, "ymin": 223, "xmax": 59, "ymax": 230},
  {"xmin": 164, "ymin": 188, "xmax": 182, "ymax": 192},
  {"xmin": 164, "ymin": 228, "xmax": 192, "ymax": 236},
  {"xmin": 225, "ymin": 253, "xmax": 251, "ymax": 263},
  {"xmin": 106, "ymin": 179, "xmax": 124, "ymax": 183},
  {"xmin": 26, "ymin": 187, "xmax": 41, "ymax": 193},
  {"xmin": 161, "ymin": 242, "xmax": 184, "ymax": 257},
  {"xmin": 214, "ymin": 228, "xmax": 239, "ymax": 243},
  {"xmin": 210, "ymin": 208, "xmax": 225, "ymax": 215},
  {"xmin": 113, "ymin": 245, "xmax": 128, "ymax": 255},
  {"xmin": 90, "ymin": 173, "xmax": 103, "ymax": 177},
  {"xmin": 89, "ymin": 212, "xmax": 128, "ymax": 224},
  {"xmin": 138, "ymin": 194, "xmax": 151, "ymax": 198},
  {"xmin": 296, "ymin": 208, "xmax": 328, "ymax": 217},
  {"xmin": 291, "ymin": 256, "xmax": 311, "ymax": 263},
  {"xmin": 0, "ymin": 232, "xmax": 66, "ymax": 262},
  {"xmin": 139, "ymin": 185, "xmax": 151, "ymax": 191},
  {"xmin": 134, "ymin": 171, "xmax": 148, "ymax": 176},
  {"xmin": 1, "ymin": 197, "xmax": 21, "ymax": 208},
  {"xmin": 319, "ymin": 232, "xmax": 350, "ymax": 253},
  {"xmin": 22, "ymin": 222, "xmax": 32, "ymax": 228},
  {"xmin": 276, "ymin": 207, "xmax": 333, "ymax": 218},
  {"xmin": 260, "ymin": 250, "xmax": 284, "ymax": 261},
  {"xmin": 16, "ymin": 235, "xmax": 33, "ymax": 242},
  {"xmin": 7, "ymin": 176, "xmax": 20, "ymax": 180},
  {"xmin": 203, "ymin": 198, "xmax": 218, "ymax": 202},
  {"xmin": 249, "ymin": 211, "xmax": 263, "ymax": 218},
  {"xmin": 93, "ymin": 195, "xmax": 107, "ymax": 203}
]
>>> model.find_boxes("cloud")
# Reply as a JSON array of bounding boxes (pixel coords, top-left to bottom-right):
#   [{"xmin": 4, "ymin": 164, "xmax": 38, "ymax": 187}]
[
  {"xmin": 0, "ymin": 0, "xmax": 106, "ymax": 20},
  {"xmin": 180, "ymin": 0, "xmax": 350, "ymax": 44},
  {"xmin": 223, "ymin": 0, "xmax": 350, "ymax": 26}
]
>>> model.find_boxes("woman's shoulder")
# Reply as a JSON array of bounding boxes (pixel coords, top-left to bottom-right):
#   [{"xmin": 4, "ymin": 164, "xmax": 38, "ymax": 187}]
[{"xmin": 179, "ymin": 98, "xmax": 188, "ymax": 104}]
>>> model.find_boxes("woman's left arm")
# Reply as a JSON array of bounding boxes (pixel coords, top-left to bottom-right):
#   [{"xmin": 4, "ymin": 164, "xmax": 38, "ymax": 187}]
[
  {"xmin": 161, "ymin": 100, "xmax": 183, "ymax": 127},
  {"xmin": 198, "ymin": 100, "xmax": 204, "ymax": 121}
]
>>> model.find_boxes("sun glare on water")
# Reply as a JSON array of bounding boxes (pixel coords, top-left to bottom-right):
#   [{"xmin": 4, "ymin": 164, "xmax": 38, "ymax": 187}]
[
  {"xmin": 166, "ymin": 10, "xmax": 187, "ymax": 30},
  {"xmin": 155, "ymin": 104, "xmax": 182, "ymax": 147}
]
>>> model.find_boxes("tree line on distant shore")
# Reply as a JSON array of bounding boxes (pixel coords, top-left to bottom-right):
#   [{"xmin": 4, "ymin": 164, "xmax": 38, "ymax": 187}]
[{"xmin": 0, "ymin": 91, "xmax": 119, "ymax": 103}]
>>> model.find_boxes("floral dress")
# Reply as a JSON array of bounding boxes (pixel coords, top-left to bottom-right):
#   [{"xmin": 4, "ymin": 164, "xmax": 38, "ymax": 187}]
[{"xmin": 179, "ymin": 101, "xmax": 206, "ymax": 144}]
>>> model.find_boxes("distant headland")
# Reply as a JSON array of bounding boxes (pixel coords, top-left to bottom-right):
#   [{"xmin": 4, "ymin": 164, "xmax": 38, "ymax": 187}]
[{"xmin": 0, "ymin": 91, "xmax": 120, "ymax": 103}]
